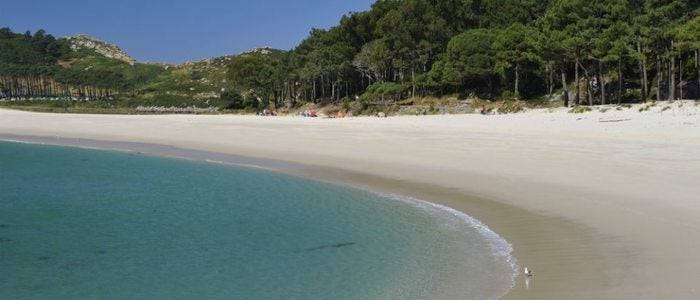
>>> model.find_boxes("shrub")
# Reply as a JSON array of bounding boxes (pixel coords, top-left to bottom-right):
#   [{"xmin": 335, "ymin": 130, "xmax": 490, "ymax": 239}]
[
  {"xmin": 569, "ymin": 106, "xmax": 592, "ymax": 114},
  {"xmin": 220, "ymin": 90, "xmax": 244, "ymax": 109},
  {"xmin": 498, "ymin": 101, "xmax": 525, "ymax": 114},
  {"xmin": 500, "ymin": 90, "xmax": 516, "ymax": 100},
  {"xmin": 361, "ymin": 82, "xmax": 408, "ymax": 103}
]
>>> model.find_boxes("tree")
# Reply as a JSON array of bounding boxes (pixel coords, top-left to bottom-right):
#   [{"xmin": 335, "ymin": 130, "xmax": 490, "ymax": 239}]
[
  {"xmin": 541, "ymin": 0, "xmax": 590, "ymax": 105},
  {"xmin": 674, "ymin": 15, "xmax": 700, "ymax": 99},
  {"xmin": 5, "ymin": 1, "xmax": 700, "ymax": 108},
  {"xmin": 598, "ymin": 0, "xmax": 634, "ymax": 104},
  {"xmin": 432, "ymin": 29, "xmax": 500, "ymax": 97},
  {"xmin": 352, "ymin": 39, "xmax": 390, "ymax": 83},
  {"xmin": 643, "ymin": 0, "xmax": 692, "ymax": 101},
  {"xmin": 220, "ymin": 90, "xmax": 245, "ymax": 109},
  {"xmin": 494, "ymin": 23, "xmax": 542, "ymax": 99},
  {"xmin": 228, "ymin": 51, "xmax": 285, "ymax": 107}
]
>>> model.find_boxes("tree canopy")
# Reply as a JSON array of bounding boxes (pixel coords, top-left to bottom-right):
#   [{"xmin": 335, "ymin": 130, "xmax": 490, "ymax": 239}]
[{"xmin": 228, "ymin": 0, "xmax": 698, "ymax": 106}]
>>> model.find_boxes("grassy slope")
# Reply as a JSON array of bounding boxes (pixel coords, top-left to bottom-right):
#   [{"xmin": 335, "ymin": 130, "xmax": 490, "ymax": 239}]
[
  {"xmin": 4, "ymin": 48, "xmax": 239, "ymax": 111},
  {"xmin": 133, "ymin": 56, "xmax": 236, "ymax": 108}
]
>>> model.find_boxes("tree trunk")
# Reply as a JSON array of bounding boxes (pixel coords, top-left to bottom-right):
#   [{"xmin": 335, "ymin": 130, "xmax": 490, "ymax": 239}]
[
  {"xmin": 669, "ymin": 42, "xmax": 676, "ymax": 100},
  {"xmin": 561, "ymin": 67, "xmax": 569, "ymax": 107},
  {"xmin": 696, "ymin": 50, "xmax": 699, "ymax": 95},
  {"xmin": 575, "ymin": 56, "xmax": 580, "ymax": 105},
  {"xmin": 642, "ymin": 52, "xmax": 649, "ymax": 102},
  {"xmin": 312, "ymin": 80, "xmax": 316, "ymax": 102},
  {"xmin": 656, "ymin": 56, "xmax": 662, "ymax": 102},
  {"xmin": 411, "ymin": 67, "xmax": 416, "ymax": 99},
  {"xmin": 514, "ymin": 63, "xmax": 520, "ymax": 99},
  {"xmin": 580, "ymin": 61, "xmax": 592, "ymax": 105},
  {"xmin": 588, "ymin": 81, "xmax": 593, "ymax": 105},
  {"xmin": 695, "ymin": 50, "xmax": 700, "ymax": 96},
  {"xmin": 547, "ymin": 62, "xmax": 554, "ymax": 98},
  {"xmin": 544, "ymin": 64, "xmax": 550, "ymax": 98},
  {"xmin": 599, "ymin": 60, "xmax": 605, "ymax": 105},
  {"xmin": 618, "ymin": 58, "xmax": 623, "ymax": 104},
  {"xmin": 679, "ymin": 54, "xmax": 683, "ymax": 99},
  {"xmin": 331, "ymin": 81, "xmax": 336, "ymax": 101},
  {"xmin": 640, "ymin": 45, "xmax": 648, "ymax": 102}
]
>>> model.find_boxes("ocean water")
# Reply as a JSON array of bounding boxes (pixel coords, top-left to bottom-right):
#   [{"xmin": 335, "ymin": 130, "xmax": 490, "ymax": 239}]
[{"xmin": 0, "ymin": 141, "xmax": 516, "ymax": 299}]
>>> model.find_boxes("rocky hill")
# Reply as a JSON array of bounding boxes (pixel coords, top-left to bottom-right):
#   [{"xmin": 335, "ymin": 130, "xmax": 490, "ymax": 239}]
[
  {"xmin": 0, "ymin": 27, "xmax": 286, "ymax": 110},
  {"xmin": 241, "ymin": 46, "xmax": 276, "ymax": 55},
  {"xmin": 65, "ymin": 34, "xmax": 136, "ymax": 65}
]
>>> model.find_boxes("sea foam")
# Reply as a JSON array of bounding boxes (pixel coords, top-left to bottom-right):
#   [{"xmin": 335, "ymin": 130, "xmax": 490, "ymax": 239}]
[{"xmin": 379, "ymin": 192, "xmax": 519, "ymax": 299}]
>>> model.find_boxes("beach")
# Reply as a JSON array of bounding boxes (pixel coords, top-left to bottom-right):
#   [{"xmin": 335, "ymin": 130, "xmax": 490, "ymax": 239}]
[{"xmin": 1, "ymin": 101, "xmax": 699, "ymax": 299}]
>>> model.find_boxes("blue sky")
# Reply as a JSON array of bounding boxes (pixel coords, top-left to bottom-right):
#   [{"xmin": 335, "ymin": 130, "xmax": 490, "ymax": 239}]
[{"xmin": 1, "ymin": 0, "xmax": 374, "ymax": 63}]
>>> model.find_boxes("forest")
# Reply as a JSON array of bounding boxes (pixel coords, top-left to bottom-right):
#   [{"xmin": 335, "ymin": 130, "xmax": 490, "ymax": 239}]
[
  {"xmin": 230, "ymin": 0, "xmax": 699, "ymax": 109},
  {"xmin": 0, "ymin": 28, "xmax": 163, "ymax": 101},
  {"xmin": 1, "ymin": 0, "xmax": 699, "ymax": 113}
]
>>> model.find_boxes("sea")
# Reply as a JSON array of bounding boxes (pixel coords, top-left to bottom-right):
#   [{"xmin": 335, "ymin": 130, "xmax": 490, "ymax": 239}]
[{"xmin": 0, "ymin": 141, "xmax": 517, "ymax": 299}]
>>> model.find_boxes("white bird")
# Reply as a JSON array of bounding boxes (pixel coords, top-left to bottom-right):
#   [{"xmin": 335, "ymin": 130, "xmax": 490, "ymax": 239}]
[{"xmin": 524, "ymin": 267, "xmax": 534, "ymax": 277}]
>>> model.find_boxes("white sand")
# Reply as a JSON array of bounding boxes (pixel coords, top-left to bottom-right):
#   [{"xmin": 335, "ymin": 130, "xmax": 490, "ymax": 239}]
[{"xmin": 1, "ymin": 101, "xmax": 699, "ymax": 299}]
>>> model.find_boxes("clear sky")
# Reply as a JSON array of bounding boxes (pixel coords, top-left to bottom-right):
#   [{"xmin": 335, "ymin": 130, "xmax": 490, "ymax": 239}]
[{"xmin": 0, "ymin": 0, "xmax": 375, "ymax": 63}]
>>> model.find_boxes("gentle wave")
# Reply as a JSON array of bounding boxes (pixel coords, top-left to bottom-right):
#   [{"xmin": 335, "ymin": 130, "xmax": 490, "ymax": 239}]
[{"xmin": 379, "ymin": 192, "xmax": 519, "ymax": 299}]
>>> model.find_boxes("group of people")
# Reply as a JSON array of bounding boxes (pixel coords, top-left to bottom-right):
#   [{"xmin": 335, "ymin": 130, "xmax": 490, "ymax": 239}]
[{"xmin": 299, "ymin": 109, "xmax": 317, "ymax": 117}]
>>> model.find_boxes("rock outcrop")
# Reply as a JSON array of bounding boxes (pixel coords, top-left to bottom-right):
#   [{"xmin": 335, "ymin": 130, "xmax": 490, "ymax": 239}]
[
  {"xmin": 65, "ymin": 34, "xmax": 136, "ymax": 65},
  {"xmin": 241, "ymin": 46, "xmax": 275, "ymax": 55}
]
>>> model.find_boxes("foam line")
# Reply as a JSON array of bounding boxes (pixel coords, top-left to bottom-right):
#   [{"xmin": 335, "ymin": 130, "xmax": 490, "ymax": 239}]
[{"xmin": 379, "ymin": 192, "xmax": 519, "ymax": 298}]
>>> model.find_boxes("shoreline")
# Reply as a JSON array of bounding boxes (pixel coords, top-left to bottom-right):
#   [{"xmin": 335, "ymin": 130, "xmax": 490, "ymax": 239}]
[
  {"xmin": 0, "ymin": 134, "xmax": 571, "ymax": 299},
  {"xmin": 1, "ymin": 104, "xmax": 699, "ymax": 299},
  {"xmin": 0, "ymin": 137, "xmax": 519, "ymax": 299}
]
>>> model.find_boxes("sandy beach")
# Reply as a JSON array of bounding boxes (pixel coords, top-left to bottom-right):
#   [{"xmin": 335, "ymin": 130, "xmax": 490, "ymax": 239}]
[{"xmin": 1, "ymin": 101, "xmax": 699, "ymax": 299}]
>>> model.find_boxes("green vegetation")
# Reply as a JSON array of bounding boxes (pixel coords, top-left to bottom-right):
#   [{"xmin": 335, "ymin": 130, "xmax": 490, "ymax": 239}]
[
  {"xmin": 0, "ymin": 29, "xmax": 168, "ymax": 100},
  {"xmin": 0, "ymin": 99, "xmax": 141, "ymax": 114},
  {"xmin": 569, "ymin": 106, "xmax": 592, "ymax": 114},
  {"xmin": 1, "ymin": 0, "xmax": 699, "ymax": 115},
  {"xmin": 228, "ymin": 0, "xmax": 698, "ymax": 112}
]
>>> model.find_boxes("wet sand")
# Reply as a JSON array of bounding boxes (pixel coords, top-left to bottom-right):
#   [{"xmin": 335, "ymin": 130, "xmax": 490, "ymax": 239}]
[{"xmin": 1, "ymin": 102, "xmax": 699, "ymax": 299}]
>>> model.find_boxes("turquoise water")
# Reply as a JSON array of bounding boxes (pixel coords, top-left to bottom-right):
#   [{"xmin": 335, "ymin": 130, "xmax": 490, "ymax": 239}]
[{"xmin": 0, "ymin": 141, "xmax": 516, "ymax": 299}]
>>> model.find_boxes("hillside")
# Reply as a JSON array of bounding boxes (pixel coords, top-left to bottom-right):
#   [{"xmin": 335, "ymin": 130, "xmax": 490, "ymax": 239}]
[
  {"xmin": 65, "ymin": 34, "xmax": 136, "ymax": 65},
  {"xmin": 0, "ymin": 28, "xmax": 264, "ymax": 111}
]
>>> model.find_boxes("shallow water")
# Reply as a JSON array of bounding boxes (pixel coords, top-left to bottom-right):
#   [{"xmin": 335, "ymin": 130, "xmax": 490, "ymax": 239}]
[{"xmin": 0, "ymin": 141, "xmax": 516, "ymax": 299}]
